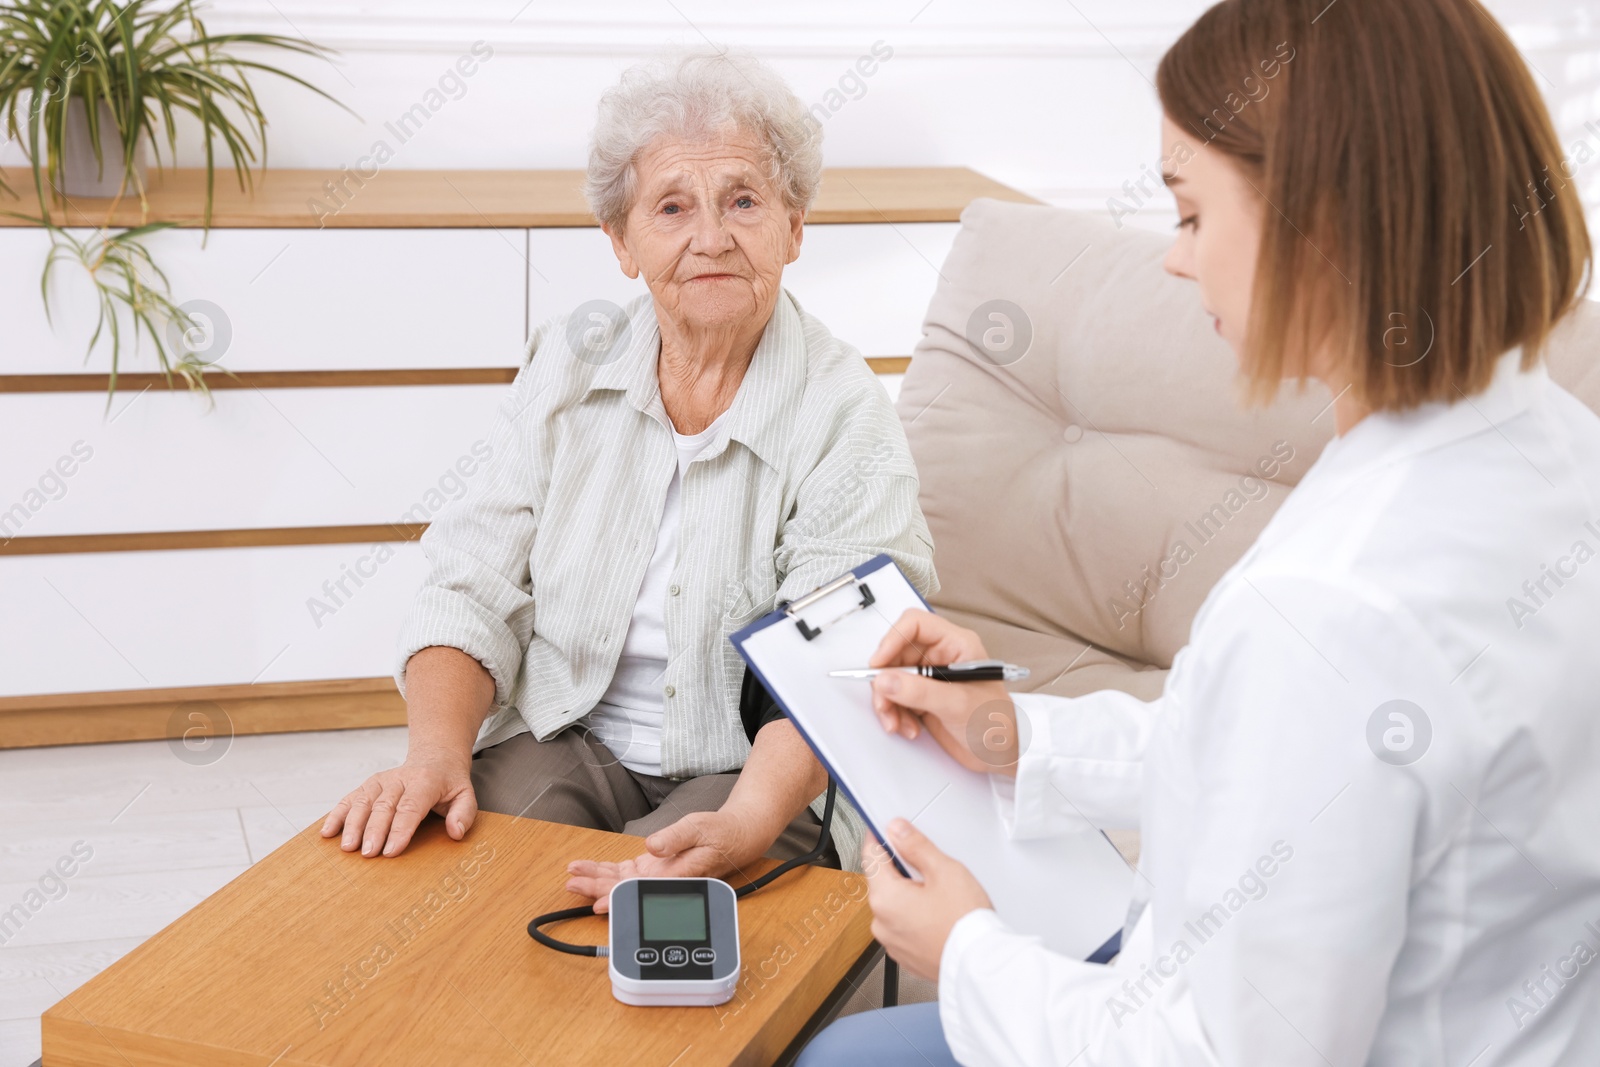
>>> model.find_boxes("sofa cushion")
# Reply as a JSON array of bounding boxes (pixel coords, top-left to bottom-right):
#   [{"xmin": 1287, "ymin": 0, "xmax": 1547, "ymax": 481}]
[{"xmin": 900, "ymin": 197, "xmax": 1600, "ymax": 700}]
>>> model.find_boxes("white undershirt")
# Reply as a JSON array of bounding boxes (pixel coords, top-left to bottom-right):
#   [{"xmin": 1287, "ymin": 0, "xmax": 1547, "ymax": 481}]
[{"xmin": 582, "ymin": 408, "xmax": 728, "ymax": 775}]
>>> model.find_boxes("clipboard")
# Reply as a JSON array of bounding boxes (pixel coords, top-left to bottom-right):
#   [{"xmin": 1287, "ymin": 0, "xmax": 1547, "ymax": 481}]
[{"xmin": 731, "ymin": 553, "xmax": 1132, "ymax": 962}]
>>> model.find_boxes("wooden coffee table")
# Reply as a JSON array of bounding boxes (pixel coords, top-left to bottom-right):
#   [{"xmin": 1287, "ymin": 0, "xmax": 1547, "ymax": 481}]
[{"xmin": 36, "ymin": 812, "xmax": 879, "ymax": 1066}]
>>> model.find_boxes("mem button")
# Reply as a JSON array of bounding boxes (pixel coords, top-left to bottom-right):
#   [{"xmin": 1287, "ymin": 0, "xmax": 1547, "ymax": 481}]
[
  {"xmin": 634, "ymin": 947, "xmax": 659, "ymax": 966},
  {"xmin": 692, "ymin": 947, "xmax": 715, "ymax": 965},
  {"xmin": 663, "ymin": 946, "xmax": 689, "ymax": 967}
]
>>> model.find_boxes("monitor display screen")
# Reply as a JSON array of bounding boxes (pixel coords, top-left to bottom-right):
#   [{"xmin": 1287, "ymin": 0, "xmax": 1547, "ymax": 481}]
[{"xmin": 640, "ymin": 891, "xmax": 708, "ymax": 942}]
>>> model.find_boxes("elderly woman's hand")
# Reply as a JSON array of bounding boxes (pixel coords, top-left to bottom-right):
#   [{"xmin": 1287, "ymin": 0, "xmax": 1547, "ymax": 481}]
[
  {"xmin": 564, "ymin": 718, "xmax": 826, "ymax": 911},
  {"xmin": 564, "ymin": 808, "xmax": 762, "ymax": 913}
]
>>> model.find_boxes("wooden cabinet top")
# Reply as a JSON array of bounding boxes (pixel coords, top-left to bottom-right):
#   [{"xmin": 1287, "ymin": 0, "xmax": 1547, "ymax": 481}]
[{"xmin": 0, "ymin": 165, "xmax": 1038, "ymax": 229}]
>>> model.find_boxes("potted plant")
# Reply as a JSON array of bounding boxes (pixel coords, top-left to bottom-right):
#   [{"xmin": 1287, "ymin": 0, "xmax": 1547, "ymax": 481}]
[{"xmin": 0, "ymin": 0, "xmax": 352, "ymax": 401}]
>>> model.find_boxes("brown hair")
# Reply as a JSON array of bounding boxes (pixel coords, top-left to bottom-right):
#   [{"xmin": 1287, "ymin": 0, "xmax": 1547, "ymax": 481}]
[{"xmin": 1157, "ymin": 0, "xmax": 1592, "ymax": 410}]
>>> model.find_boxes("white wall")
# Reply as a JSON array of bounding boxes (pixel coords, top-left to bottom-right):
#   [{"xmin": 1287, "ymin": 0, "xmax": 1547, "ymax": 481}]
[{"xmin": 4, "ymin": 0, "xmax": 1593, "ymax": 234}]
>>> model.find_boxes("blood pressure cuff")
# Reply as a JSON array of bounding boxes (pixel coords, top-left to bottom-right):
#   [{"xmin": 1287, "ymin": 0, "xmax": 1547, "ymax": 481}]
[{"xmin": 738, "ymin": 667, "xmax": 786, "ymax": 745}]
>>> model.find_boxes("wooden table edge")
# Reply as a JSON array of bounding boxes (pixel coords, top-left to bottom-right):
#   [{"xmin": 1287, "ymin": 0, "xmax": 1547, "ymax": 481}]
[{"xmin": 28, "ymin": 937, "xmax": 887, "ymax": 1067}]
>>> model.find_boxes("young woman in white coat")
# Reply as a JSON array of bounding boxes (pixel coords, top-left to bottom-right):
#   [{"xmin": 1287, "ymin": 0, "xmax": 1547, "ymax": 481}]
[{"xmin": 798, "ymin": 0, "xmax": 1599, "ymax": 1063}]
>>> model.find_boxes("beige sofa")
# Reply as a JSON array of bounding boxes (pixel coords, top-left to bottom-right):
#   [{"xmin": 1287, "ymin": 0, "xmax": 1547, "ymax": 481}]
[{"xmin": 899, "ymin": 198, "xmax": 1600, "ymax": 704}]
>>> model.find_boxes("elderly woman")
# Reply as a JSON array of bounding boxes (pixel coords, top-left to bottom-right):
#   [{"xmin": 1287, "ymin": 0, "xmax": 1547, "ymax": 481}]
[{"xmin": 321, "ymin": 49, "xmax": 936, "ymax": 896}]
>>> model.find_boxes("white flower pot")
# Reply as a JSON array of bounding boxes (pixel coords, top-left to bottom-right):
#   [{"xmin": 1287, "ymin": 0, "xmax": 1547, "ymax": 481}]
[{"xmin": 54, "ymin": 96, "xmax": 149, "ymax": 199}]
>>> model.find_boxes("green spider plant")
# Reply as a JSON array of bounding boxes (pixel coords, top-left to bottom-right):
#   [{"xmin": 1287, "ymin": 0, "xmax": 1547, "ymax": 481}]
[
  {"xmin": 40, "ymin": 222, "xmax": 233, "ymax": 410},
  {"xmin": 0, "ymin": 0, "xmax": 353, "ymax": 399}
]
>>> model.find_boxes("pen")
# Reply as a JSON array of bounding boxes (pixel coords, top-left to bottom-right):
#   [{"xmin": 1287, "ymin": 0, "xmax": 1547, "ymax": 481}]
[{"xmin": 828, "ymin": 658, "xmax": 1030, "ymax": 683}]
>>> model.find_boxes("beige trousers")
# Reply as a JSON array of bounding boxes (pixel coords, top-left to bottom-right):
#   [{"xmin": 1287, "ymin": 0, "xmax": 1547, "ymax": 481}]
[{"xmin": 470, "ymin": 727, "xmax": 839, "ymax": 867}]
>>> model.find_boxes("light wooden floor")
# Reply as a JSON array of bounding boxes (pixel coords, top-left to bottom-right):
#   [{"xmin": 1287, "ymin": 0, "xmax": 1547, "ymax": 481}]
[{"xmin": 0, "ymin": 726, "xmax": 930, "ymax": 1066}]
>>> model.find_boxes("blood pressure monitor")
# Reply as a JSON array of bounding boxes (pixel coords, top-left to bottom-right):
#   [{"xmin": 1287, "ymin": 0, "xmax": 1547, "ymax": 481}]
[
  {"xmin": 608, "ymin": 877, "xmax": 741, "ymax": 1006},
  {"xmin": 527, "ymin": 779, "xmax": 838, "ymax": 1004}
]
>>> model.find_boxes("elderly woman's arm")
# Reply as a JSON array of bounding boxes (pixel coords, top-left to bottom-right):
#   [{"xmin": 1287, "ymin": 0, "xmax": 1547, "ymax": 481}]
[
  {"xmin": 322, "ymin": 344, "xmax": 550, "ymax": 858},
  {"xmin": 566, "ymin": 716, "xmax": 827, "ymax": 910},
  {"xmin": 773, "ymin": 381, "xmax": 939, "ymax": 604},
  {"xmin": 727, "ymin": 719, "xmax": 830, "ymax": 835},
  {"xmin": 749, "ymin": 378, "xmax": 938, "ymax": 796}
]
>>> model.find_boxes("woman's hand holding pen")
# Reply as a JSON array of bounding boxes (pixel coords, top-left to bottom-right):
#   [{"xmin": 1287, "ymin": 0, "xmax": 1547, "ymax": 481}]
[{"xmin": 868, "ymin": 608, "xmax": 1023, "ymax": 776}]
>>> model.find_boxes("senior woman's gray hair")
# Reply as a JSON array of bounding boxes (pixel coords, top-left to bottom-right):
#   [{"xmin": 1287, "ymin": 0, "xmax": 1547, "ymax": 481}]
[{"xmin": 584, "ymin": 49, "xmax": 824, "ymax": 231}]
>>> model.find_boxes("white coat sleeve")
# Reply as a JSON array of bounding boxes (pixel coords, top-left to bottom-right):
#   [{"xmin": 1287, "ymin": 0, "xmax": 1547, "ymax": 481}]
[
  {"xmin": 939, "ymin": 574, "xmax": 1464, "ymax": 1067},
  {"xmin": 991, "ymin": 686, "xmax": 1163, "ymax": 838}
]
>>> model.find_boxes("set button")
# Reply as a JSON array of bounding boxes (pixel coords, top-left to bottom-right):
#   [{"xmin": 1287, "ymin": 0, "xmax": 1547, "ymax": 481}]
[
  {"xmin": 634, "ymin": 947, "xmax": 658, "ymax": 966},
  {"xmin": 663, "ymin": 946, "xmax": 689, "ymax": 967}
]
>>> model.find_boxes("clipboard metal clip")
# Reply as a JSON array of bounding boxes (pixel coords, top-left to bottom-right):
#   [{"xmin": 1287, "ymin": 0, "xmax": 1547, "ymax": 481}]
[{"xmin": 782, "ymin": 573, "xmax": 876, "ymax": 641}]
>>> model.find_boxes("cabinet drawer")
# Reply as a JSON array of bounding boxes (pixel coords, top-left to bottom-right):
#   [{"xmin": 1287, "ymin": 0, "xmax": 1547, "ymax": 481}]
[
  {"xmin": 1, "ymin": 228, "xmax": 527, "ymax": 374},
  {"xmin": 0, "ymin": 543, "xmax": 428, "ymax": 696},
  {"xmin": 0, "ymin": 385, "xmax": 508, "ymax": 536},
  {"xmin": 783, "ymin": 223, "xmax": 959, "ymax": 356}
]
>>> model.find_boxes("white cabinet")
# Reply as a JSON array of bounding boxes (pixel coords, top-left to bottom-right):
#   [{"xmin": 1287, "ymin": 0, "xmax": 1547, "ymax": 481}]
[{"xmin": 1, "ymin": 228, "xmax": 527, "ymax": 374}]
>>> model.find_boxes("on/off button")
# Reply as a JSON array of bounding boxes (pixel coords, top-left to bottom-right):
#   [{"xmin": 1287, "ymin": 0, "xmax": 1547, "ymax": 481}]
[{"xmin": 663, "ymin": 946, "xmax": 689, "ymax": 967}]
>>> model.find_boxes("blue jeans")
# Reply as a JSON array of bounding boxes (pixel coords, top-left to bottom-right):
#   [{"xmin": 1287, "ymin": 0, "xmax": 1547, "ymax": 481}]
[{"xmin": 795, "ymin": 1002, "xmax": 960, "ymax": 1066}]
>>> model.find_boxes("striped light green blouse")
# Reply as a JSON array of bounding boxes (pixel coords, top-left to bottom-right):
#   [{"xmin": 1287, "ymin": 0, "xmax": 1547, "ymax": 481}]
[{"xmin": 393, "ymin": 289, "xmax": 939, "ymax": 870}]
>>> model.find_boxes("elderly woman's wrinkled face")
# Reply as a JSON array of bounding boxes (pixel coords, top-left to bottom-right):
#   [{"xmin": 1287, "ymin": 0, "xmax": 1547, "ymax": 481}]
[{"xmin": 605, "ymin": 129, "xmax": 804, "ymax": 333}]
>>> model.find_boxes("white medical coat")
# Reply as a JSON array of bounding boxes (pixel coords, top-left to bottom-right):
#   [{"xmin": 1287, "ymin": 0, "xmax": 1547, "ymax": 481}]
[{"xmin": 939, "ymin": 347, "xmax": 1600, "ymax": 1066}]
